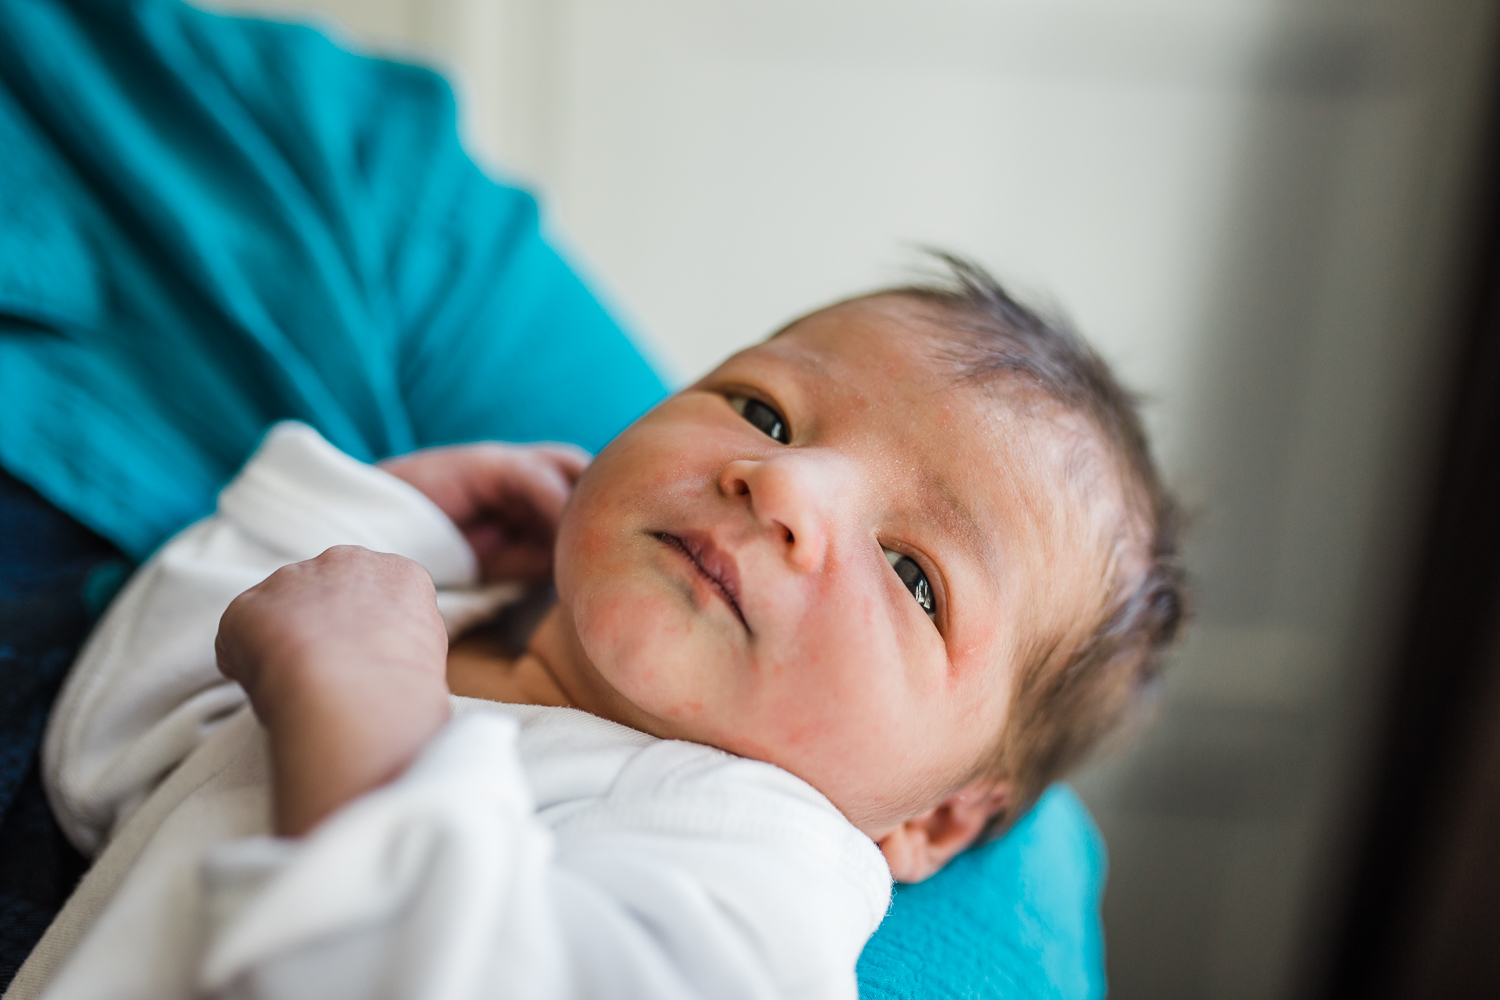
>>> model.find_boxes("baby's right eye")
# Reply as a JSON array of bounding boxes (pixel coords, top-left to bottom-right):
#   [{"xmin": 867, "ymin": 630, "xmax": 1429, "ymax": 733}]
[
  {"xmin": 884, "ymin": 548, "xmax": 936, "ymax": 620},
  {"xmin": 728, "ymin": 395, "xmax": 789, "ymax": 443}
]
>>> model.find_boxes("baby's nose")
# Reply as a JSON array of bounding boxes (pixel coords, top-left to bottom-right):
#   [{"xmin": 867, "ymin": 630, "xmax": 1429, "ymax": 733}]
[{"xmin": 719, "ymin": 456, "xmax": 837, "ymax": 572}]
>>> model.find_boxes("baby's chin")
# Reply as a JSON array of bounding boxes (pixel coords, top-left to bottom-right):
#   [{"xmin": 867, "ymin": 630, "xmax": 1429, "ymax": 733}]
[
  {"xmin": 549, "ymin": 507, "xmax": 591, "ymax": 606},
  {"xmin": 567, "ymin": 621, "xmax": 940, "ymax": 838},
  {"xmin": 553, "ymin": 592, "xmax": 708, "ymax": 733}
]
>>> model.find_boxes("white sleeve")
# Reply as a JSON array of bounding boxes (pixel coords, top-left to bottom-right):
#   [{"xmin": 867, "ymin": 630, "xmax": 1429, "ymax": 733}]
[
  {"xmin": 43, "ymin": 422, "xmax": 487, "ymax": 857},
  {"xmin": 195, "ymin": 712, "xmax": 890, "ymax": 1000}
]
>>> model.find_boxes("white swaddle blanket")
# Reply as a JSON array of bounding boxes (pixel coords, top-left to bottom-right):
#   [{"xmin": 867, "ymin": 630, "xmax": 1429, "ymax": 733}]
[{"xmin": 6, "ymin": 423, "xmax": 891, "ymax": 1000}]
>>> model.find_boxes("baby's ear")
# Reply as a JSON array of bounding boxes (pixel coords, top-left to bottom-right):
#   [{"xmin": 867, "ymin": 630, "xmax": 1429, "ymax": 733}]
[{"xmin": 876, "ymin": 780, "xmax": 1011, "ymax": 883}]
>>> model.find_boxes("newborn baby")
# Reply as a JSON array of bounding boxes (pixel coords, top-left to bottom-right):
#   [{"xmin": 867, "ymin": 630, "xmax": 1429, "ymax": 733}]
[{"xmin": 15, "ymin": 260, "xmax": 1181, "ymax": 1000}]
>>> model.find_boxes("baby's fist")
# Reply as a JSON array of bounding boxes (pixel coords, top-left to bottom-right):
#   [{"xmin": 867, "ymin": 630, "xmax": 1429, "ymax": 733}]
[
  {"xmin": 216, "ymin": 546, "xmax": 449, "ymax": 726},
  {"xmin": 217, "ymin": 547, "xmax": 452, "ymax": 836}
]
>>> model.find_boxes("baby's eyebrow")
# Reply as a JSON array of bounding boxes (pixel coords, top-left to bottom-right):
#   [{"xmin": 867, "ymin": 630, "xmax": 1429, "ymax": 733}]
[
  {"xmin": 925, "ymin": 471, "xmax": 984, "ymax": 550},
  {"xmin": 758, "ymin": 341, "xmax": 831, "ymax": 382},
  {"xmin": 797, "ymin": 352, "xmax": 832, "ymax": 380}
]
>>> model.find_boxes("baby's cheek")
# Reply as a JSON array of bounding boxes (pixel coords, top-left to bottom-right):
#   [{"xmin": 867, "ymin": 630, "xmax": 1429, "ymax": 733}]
[
  {"xmin": 793, "ymin": 579, "xmax": 887, "ymax": 678},
  {"xmin": 572, "ymin": 578, "xmax": 700, "ymax": 703},
  {"xmin": 567, "ymin": 523, "xmax": 613, "ymax": 565},
  {"xmin": 573, "ymin": 581, "xmax": 646, "ymax": 657},
  {"xmin": 554, "ymin": 493, "xmax": 620, "ymax": 599}
]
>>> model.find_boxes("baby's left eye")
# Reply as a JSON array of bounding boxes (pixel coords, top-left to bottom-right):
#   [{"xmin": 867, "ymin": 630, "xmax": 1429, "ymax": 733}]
[
  {"xmin": 884, "ymin": 548, "xmax": 936, "ymax": 619},
  {"xmin": 728, "ymin": 395, "xmax": 789, "ymax": 443}
]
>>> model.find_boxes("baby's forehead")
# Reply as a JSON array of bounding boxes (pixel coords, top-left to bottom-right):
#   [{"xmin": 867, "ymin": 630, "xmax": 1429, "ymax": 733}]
[
  {"xmin": 812, "ymin": 328, "xmax": 1112, "ymax": 549},
  {"xmin": 770, "ymin": 294, "xmax": 960, "ymax": 365},
  {"xmin": 759, "ymin": 297, "xmax": 1104, "ymax": 480},
  {"xmin": 729, "ymin": 291, "xmax": 1135, "ymax": 529}
]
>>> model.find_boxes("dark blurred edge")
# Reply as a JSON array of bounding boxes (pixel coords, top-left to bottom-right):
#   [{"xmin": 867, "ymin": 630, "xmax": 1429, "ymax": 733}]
[
  {"xmin": 1315, "ymin": 38, "xmax": 1500, "ymax": 1000},
  {"xmin": 0, "ymin": 467, "xmax": 124, "ymax": 989}
]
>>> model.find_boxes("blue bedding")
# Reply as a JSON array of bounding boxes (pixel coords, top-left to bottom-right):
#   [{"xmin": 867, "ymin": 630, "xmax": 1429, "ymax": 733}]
[{"xmin": 0, "ymin": 1, "xmax": 1107, "ymax": 995}]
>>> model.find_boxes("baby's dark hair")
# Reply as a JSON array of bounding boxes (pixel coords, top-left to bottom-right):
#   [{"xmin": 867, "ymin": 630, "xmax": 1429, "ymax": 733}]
[{"xmin": 879, "ymin": 252, "xmax": 1185, "ymax": 838}]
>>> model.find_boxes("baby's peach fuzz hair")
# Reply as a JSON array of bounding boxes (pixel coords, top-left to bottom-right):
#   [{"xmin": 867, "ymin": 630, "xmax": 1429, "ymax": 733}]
[{"xmin": 877, "ymin": 253, "xmax": 1186, "ymax": 838}]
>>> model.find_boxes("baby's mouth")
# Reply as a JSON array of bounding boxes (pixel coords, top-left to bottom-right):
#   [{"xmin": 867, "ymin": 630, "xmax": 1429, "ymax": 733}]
[{"xmin": 655, "ymin": 532, "xmax": 749, "ymax": 631}]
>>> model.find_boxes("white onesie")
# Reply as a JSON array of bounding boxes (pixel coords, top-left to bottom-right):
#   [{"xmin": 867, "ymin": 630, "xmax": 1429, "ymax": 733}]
[{"xmin": 5, "ymin": 423, "xmax": 891, "ymax": 1000}]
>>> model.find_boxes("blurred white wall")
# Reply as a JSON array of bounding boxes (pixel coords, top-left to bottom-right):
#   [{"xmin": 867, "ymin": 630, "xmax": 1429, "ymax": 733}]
[{"xmin": 203, "ymin": 1, "xmax": 1500, "ymax": 996}]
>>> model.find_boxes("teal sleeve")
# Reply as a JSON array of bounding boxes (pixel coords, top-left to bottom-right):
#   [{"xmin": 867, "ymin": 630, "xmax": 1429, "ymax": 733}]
[
  {"xmin": 0, "ymin": 0, "xmax": 667, "ymax": 560},
  {"xmin": 858, "ymin": 785, "xmax": 1108, "ymax": 1000}
]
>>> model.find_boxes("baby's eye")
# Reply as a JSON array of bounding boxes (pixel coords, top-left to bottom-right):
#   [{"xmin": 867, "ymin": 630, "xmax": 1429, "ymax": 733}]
[
  {"xmin": 728, "ymin": 395, "xmax": 789, "ymax": 443},
  {"xmin": 884, "ymin": 548, "xmax": 936, "ymax": 619}
]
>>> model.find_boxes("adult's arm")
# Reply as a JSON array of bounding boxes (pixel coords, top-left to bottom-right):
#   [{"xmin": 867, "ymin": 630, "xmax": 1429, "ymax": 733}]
[{"xmin": 0, "ymin": 0, "xmax": 668, "ymax": 563}]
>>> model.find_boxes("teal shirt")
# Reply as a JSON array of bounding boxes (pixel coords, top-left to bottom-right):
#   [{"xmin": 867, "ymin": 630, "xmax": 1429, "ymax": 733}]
[
  {"xmin": 0, "ymin": 0, "xmax": 667, "ymax": 560},
  {"xmin": 0, "ymin": 3, "xmax": 1108, "ymax": 996}
]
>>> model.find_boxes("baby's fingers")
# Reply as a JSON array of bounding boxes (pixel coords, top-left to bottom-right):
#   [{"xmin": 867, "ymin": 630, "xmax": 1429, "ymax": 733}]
[
  {"xmin": 468, "ymin": 527, "xmax": 556, "ymax": 582},
  {"xmin": 526, "ymin": 443, "xmax": 590, "ymax": 485},
  {"xmin": 468, "ymin": 448, "xmax": 577, "ymax": 529}
]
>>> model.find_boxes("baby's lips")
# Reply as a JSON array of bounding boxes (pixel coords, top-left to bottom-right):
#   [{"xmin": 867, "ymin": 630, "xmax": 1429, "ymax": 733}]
[
  {"xmin": 675, "ymin": 529, "xmax": 744, "ymax": 610},
  {"xmin": 655, "ymin": 528, "xmax": 751, "ymax": 630},
  {"xmin": 687, "ymin": 536, "xmax": 744, "ymax": 605}
]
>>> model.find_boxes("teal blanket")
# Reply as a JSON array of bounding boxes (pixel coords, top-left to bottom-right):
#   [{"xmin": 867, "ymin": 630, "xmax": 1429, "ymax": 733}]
[{"xmin": 0, "ymin": 2, "xmax": 1107, "ymax": 996}]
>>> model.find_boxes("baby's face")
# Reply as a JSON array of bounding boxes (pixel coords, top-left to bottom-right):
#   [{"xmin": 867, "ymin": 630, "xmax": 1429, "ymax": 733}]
[{"xmin": 553, "ymin": 297, "xmax": 1111, "ymax": 836}]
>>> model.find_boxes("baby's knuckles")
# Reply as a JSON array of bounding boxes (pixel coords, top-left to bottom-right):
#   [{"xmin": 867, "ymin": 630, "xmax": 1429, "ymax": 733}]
[{"xmin": 217, "ymin": 547, "xmax": 447, "ymax": 710}]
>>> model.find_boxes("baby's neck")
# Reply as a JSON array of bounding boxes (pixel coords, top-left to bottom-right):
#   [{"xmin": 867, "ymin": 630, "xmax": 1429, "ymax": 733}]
[
  {"xmin": 448, "ymin": 603, "xmax": 633, "ymax": 721},
  {"xmin": 448, "ymin": 603, "xmax": 675, "ymax": 744},
  {"xmin": 446, "ymin": 605, "xmax": 576, "ymax": 709}
]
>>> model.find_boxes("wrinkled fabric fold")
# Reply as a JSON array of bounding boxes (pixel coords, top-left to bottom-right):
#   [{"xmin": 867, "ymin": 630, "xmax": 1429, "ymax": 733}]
[{"xmin": 0, "ymin": 0, "xmax": 668, "ymax": 562}]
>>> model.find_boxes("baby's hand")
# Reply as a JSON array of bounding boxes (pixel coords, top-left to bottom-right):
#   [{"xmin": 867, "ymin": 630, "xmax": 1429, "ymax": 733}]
[
  {"xmin": 216, "ymin": 546, "xmax": 448, "ymax": 706},
  {"xmin": 217, "ymin": 546, "xmax": 451, "ymax": 836},
  {"xmin": 380, "ymin": 442, "xmax": 589, "ymax": 583}
]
